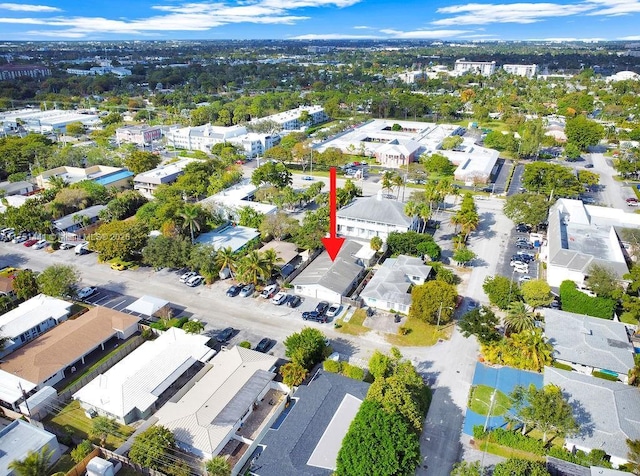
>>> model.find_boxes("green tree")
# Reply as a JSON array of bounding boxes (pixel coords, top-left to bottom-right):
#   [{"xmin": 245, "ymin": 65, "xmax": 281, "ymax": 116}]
[
  {"xmin": 483, "ymin": 275, "xmax": 521, "ymax": 310},
  {"xmin": 143, "ymin": 236, "xmax": 192, "ymax": 270},
  {"xmin": 493, "ymin": 458, "xmax": 550, "ymax": 476},
  {"xmin": 503, "ymin": 193, "xmax": 551, "ymax": 226},
  {"xmin": 422, "ymin": 152, "xmax": 455, "ymax": 175},
  {"xmin": 336, "ymin": 400, "xmax": 420, "ymax": 476},
  {"xmin": 504, "ymin": 302, "xmax": 536, "ymax": 334},
  {"xmin": 441, "ymin": 136, "xmax": 463, "ymax": 150},
  {"xmin": 205, "ymin": 456, "xmax": 231, "ymax": 476},
  {"xmin": 188, "ymin": 244, "xmax": 219, "ymax": 282},
  {"xmin": 453, "ymin": 247, "xmax": 476, "ymax": 267},
  {"xmin": 510, "ymin": 384, "xmax": 578, "ymax": 443},
  {"xmin": 12, "ymin": 269, "xmax": 39, "ymax": 300},
  {"xmin": 458, "ymin": 306, "xmax": 502, "ymax": 345},
  {"xmin": 178, "ymin": 204, "xmax": 202, "ymax": 243},
  {"xmin": 37, "ymin": 264, "xmax": 80, "ymax": 297},
  {"xmin": 251, "ymin": 161, "xmax": 292, "ymax": 189},
  {"xmin": 65, "ymin": 122, "xmax": 85, "ymax": 137},
  {"xmin": 386, "ymin": 231, "xmax": 441, "ymax": 259},
  {"xmin": 409, "ymin": 280, "xmax": 457, "ymax": 324},
  {"xmin": 368, "ymin": 349, "xmax": 401, "ymax": 380},
  {"xmin": 586, "ymin": 263, "xmax": 622, "ymax": 298},
  {"xmin": 564, "ymin": 142, "xmax": 582, "ymax": 160},
  {"xmin": 627, "ymin": 438, "xmax": 640, "ymax": 476},
  {"xmin": 451, "ymin": 461, "xmax": 481, "ymax": 476},
  {"xmin": 215, "ymin": 247, "xmax": 237, "ymax": 278},
  {"xmin": 521, "ymin": 280, "xmax": 554, "ymax": 310},
  {"xmin": 128, "ymin": 425, "xmax": 175, "ymax": 471},
  {"xmin": 565, "ymin": 115, "xmax": 605, "ymax": 150},
  {"xmin": 280, "ymin": 361, "xmax": 307, "ymax": 387},
  {"xmin": 182, "ymin": 320, "xmax": 204, "ymax": 334},
  {"xmin": 8, "ymin": 445, "xmax": 54, "ymax": 476},
  {"xmin": 259, "ymin": 211, "xmax": 300, "ymax": 241},
  {"xmin": 89, "ymin": 416, "xmax": 120, "ymax": 446},
  {"xmin": 88, "ymin": 219, "xmax": 148, "ymax": 260},
  {"xmin": 70, "ymin": 440, "xmax": 94, "ymax": 463},
  {"xmin": 521, "ymin": 162, "xmax": 583, "ymax": 198},
  {"xmin": 237, "ymin": 206, "xmax": 265, "ymax": 228},
  {"xmin": 283, "ymin": 327, "xmax": 327, "ymax": 371},
  {"xmin": 237, "ymin": 250, "xmax": 270, "ymax": 285},
  {"xmin": 123, "ymin": 151, "xmax": 161, "ymax": 175}
]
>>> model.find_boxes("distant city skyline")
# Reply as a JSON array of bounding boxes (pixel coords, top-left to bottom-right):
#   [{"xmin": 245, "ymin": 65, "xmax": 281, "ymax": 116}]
[{"xmin": 0, "ymin": 1, "xmax": 639, "ymax": 42}]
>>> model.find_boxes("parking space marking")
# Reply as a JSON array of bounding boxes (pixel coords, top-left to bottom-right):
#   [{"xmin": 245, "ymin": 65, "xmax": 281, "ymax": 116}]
[{"xmin": 110, "ymin": 299, "xmax": 129, "ymax": 311}]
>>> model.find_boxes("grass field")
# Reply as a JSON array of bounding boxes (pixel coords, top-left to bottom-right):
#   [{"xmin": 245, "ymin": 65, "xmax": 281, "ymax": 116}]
[
  {"xmin": 475, "ymin": 440, "xmax": 545, "ymax": 462},
  {"xmin": 386, "ymin": 317, "xmax": 450, "ymax": 346},
  {"xmin": 335, "ymin": 309, "xmax": 369, "ymax": 336},
  {"xmin": 468, "ymin": 385, "xmax": 512, "ymax": 416}
]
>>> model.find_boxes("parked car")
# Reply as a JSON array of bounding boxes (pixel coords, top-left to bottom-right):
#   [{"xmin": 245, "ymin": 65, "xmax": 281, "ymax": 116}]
[
  {"xmin": 255, "ymin": 338, "xmax": 272, "ymax": 353},
  {"xmin": 325, "ymin": 303, "xmax": 342, "ymax": 318},
  {"xmin": 216, "ymin": 327, "xmax": 235, "ymax": 343},
  {"xmin": 32, "ymin": 239, "xmax": 48, "ymax": 250},
  {"xmin": 519, "ymin": 275, "xmax": 532, "ymax": 283},
  {"xmin": 59, "ymin": 242, "xmax": 75, "ymax": 250},
  {"xmin": 286, "ymin": 295, "xmax": 302, "ymax": 308},
  {"xmin": 111, "ymin": 262, "xmax": 127, "ymax": 271},
  {"xmin": 516, "ymin": 251, "xmax": 536, "ymax": 261},
  {"xmin": 514, "ymin": 264, "xmax": 529, "ymax": 274},
  {"xmin": 467, "ymin": 299, "xmax": 478, "ymax": 311},
  {"xmin": 315, "ymin": 301, "xmax": 330, "ymax": 315},
  {"xmin": 179, "ymin": 271, "xmax": 197, "ymax": 283},
  {"xmin": 75, "ymin": 242, "xmax": 90, "ymax": 255},
  {"xmin": 627, "ymin": 198, "xmax": 639, "ymax": 207},
  {"xmin": 77, "ymin": 286, "xmax": 97, "ymax": 300},
  {"xmin": 302, "ymin": 311, "xmax": 327, "ymax": 323},
  {"xmin": 239, "ymin": 283, "xmax": 255, "ymax": 297},
  {"xmin": 260, "ymin": 284, "xmax": 279, "ymax": 299},
  {"xmin": 271, "ymin": 291, "xmax": 288, "ymax": 305},
  {"xmin": 11, "ymin": 235, "xmax": 28, "ymax": 244},
  {"xmin": 186, "ymin": 275, "xmax": 203, "ymax": 287},
  {"xmin": 226, "ymin": 283, "xmax": 243, "ymax": 297},
  {"xmin": 516, "ymin": 242, "xmax": 534, "ymax": 250},
  {"xmin": 510, "ymin": 260, "xmax": 528, "ymax": 268},
  {"xmin": 23, "ymin": 239, "xmax": 38, "ymax": 247},
  {"xmin": 515, "ymin": 223, "xmax": 531, "ymax": 233},
  {"xmin": 584, "ymin": 163, "xmax": 594, "ymax": 168}
]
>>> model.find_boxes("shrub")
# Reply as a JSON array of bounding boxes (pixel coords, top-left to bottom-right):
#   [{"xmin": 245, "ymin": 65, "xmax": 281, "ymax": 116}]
[
  {"xmin": 559, "ymin": 281, "xmax": 615, "ymax": 319},
  {"xmin": 592, "ymin": 370, "xmax": 619, "ymax": 382},
  {"xmin": 141, "ymin": 327, "xmax": 156, "ymax": 340},
  {"xmin": 341, "ymin": 362, "xmax": 365, "ymax": 381},
  {"xmin": 398, "ymin": 326, "xmax": 410, "ymax": 335},
  {"xmin": 552, "ymin": 361, "xmax": 574, "ymax": 371},
  {"xmin": 323, "ymin": 359, "xmax": 342, "ymax": 373},
  {"xmin": 71, "ymin": 440, "xmax": 94, "ymax": 463},
  {"xmin": 238, "ymin": 341, "xmax": 251, "ymax": 349},
  {"xmin": 473, "ymin": 426, "xmax": 545, "ymax": 455},
  {"xmin": 547, "ymin": 447, "xmax": 613, "ymax": 468}
]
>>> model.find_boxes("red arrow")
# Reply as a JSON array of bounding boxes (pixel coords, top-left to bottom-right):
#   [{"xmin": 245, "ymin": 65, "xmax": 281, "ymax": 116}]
[{"xmin": 322, "ymin": 166, "xmax": 345, "ymax": 261}]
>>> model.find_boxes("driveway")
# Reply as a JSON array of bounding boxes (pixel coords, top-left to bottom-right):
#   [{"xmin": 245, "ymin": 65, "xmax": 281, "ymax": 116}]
[
  {"xmin": 589, "ymin": 152, "xmax": 634, "ymax": 210},
  {"xmin": 506, "ymin": 164, "xmax": 524, "ymax": 196}
]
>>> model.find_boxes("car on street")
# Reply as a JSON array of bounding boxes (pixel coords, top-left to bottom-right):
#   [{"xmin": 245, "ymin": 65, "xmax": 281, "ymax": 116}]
[
  {"xmin": 186, "ymin": 275, "xmax": 204, "ymax": 287},
  {"xmin": 239, "ymin": 283, "xmax": 255, "ymax": 297},
  {"xmin": 325, "ymin": 303, "xmax": 342, "ymax": 318},
  {"xmin": 77, "ymin": 286, "xmax": 98, "ymax": 300},
  {"xmin": 627, "ymin": 198, "xmax": 639, "ymax": 207},
  {"xmin": 11, "ymin": 235, "xmax": 28, "ymax": 244},
  {"xmin": 226, "ymin": 283, "xmax": 243, "ymax": 297},
  {"xmin": 515, "ymin": 223, "xmax": 531, "ymax": 233},
  {"xmin": 519, "ymin": 275, "xmax": 532, "ymax": 283},
  {"xmin": 286, "ymin": 295, "xmax": 302, "ymax": 308},
  {"xmin": 271, "ymin": 291, "xmax": 288, "ymax": 305},
  {"xmin": 179, "ymin": 271, "xmax": 197, "ymax": 283},
  {"xmin": 59, "ymin": 242, "xmax": 75, "ymax": 250},
  {"xmin": 315, "ymin": 301, "xmax": 330, "ymax": 315},
  {"xmin": 32, "ymin": 239, "xmax": 48, "ymax": 250},
  {"xmin": 260, "ymin": 284, "xmax": 279, "ymax": 299},
  {"xmin": 23, "ymin": 239, "xmax": 38, "ymax": 247},
  {"xmin": 467, "ymin": 299, "xmax": 478, "ymax": 311},
  {"xmin": 302, "ymin": 311, "xmax": 327, "ymax": 323},
  {"xmin": 584, "ymin": 163, "xmax": 594, "ymax": 168},
  {"xmin": 255, "ymin": 338, "xmax": 272, "ymax": 353},
  {"xmin": 301, "ymin": 175, "xmax": 314, "ymax": 181},
  {"xmin": 216, "ymin": 327, "xmax": 235, "ymax": 343}
]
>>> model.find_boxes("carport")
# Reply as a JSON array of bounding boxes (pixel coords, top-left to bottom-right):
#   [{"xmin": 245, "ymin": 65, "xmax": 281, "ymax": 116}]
[{"xmin": 125, "ymin": 295, "xmax": 171, "ymax": 321}]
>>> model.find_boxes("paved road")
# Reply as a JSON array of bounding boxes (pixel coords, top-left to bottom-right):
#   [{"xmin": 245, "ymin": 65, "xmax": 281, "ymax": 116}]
[
  {"xmin": 589, "ymin": 152, "xmax": 633, "ymax": 210},
  {"xmin": 506, "ymin": 164, "xmax": 524, "ymax": 196},
  {"xmin": 491, "ymin": 159, "xmax": 513, "ymax": 195}
]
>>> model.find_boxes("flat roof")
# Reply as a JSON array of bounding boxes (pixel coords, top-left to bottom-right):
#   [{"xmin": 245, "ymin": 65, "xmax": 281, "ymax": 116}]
[
  {"xmin": 0, "ymin": 370, "xmax": 37, "ymax": 404},
  {"xmin": 195, "ymin": 225, "xmax": 260, "ymax": 252},
  {"xmin": 124, "ymin": 295, "xmax": 169, "ymax": 316},
  {"xmin": 0, "ymin": 306, "xmax": 139, "ymax": 385},
  {"xmin": 258, "ymin": 241, "xmax": 299, "ymax": 264},
  {"xmin": 133, "ymin": 157, "xmax": 195, "ymax": 184},
  {"xmin": 74, "ymin": 328, "xmax": 213, "ymax": 420},
  {"xmin": 93, "ymin": 169, "xmax": 134, "ymax": 186},
  {"xmin": 0, "ymin": 420, "xmax": 57, "ymax": 476},
  {"xmin": 0, "ymin": 294, "xmax": 72, "ymax": 341},
  {"xmin": 199, "ymin": 180, "xmax": 277, "ymax": 216}
]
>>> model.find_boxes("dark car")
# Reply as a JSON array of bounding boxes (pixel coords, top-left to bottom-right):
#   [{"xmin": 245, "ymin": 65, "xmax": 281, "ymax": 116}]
[
  {"xmin": 515, "ymin": 223, "xmax": 531, "ymax": 233},
  {"xmin": 287, "ymin": 295, "xmax": 302, "ymax": 308},
  {"xmin": 216, "ymin": 327, "xmax": 235, "ymax": 343},
  {"xmin": 584, "ymin": 163, "xmax": 594, "ymax": 168},
  {"xmin": 516, "ymin": 242, "xmax": 534, "ymax": 250},
  {"xmin": 226, "ymin": 284, "xmax": 243, "ymax": 297},
  {"xmin": 302, "ymin": 311, "xmax": 327, "ymax": 323},
  {"xmin": 255, "ymin": 338, "xmax": 272, "ymax": 353},
  {"xmin": 315, "ymin": 301, "xmax": 330, "ymax": 315}
]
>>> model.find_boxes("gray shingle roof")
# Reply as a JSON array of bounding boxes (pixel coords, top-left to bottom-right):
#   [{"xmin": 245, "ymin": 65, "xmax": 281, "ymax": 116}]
[
  {"xmin": 360, "ymin": 255, "xmax": 431, "ymax": 308},
  {"xmin": 337, "ymin": 196, "xmax": 411, "ymax": 228},
  {"xmin": 544, "ymin": 367, "xmax": 640, "ymax": 461},
  {"xmin": 253, "ymin": 371, "xmax": 370, "ymax": 476},
  {"xmin": 52, "ymin": 205, "xmax": 106, "ymax": 231},
  {"xmin": 544, "ymin": 309, "xmax": 634, "ymax": 374}
]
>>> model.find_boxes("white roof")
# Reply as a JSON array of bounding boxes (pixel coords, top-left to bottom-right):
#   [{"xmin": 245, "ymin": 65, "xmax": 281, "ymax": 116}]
[
  {"xmin": 195, "ymin": 225, "xmax": 261, "ymax": 253},
  {"xmin": 0, "ymin": 369, "xmax": 37, "ymax": 404},
  {"xmin": 133, "ymin": 157, "xmax": 195, "ymax": 183},
  {"xmin": 199, "ymin": 180, "xmax": 277, "ymax": 216},
  {"xmin": 73, "ymin": 328, "xmax": 214, "ymax": 420},
  {"xmin": 440, "ymin": 139, "xmax": 499, "ymax": 179},
  {"xmin": 0, "ymin": 294, "xmax": 72, "ymax": 340},
  {"xmin": 124, "ymin": 295, "xmax": 169, "ymax": 316},
  {"xmin": 0, "ymin": 194, "xmax": 30, "ymax": 213},
  {"xmin": 0, "ymin": 420, "xmax": 58, "ymax": 476},
  {"xmin": 155, "ymin": 346, "xmax": 277, "ymax": 458}
]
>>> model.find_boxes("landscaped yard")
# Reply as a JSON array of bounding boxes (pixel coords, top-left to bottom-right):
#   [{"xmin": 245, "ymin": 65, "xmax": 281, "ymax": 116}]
[
  {"xmin": 468, "ymin": 385, "xmax": 512, "ymax": 416},
  {"xmin": 386, "ymin": 317, "xmax": 450, "ymax": 346},
  {"xmin": 474, "ymin": 440, "xmax": 545, "ymax": 462},
  {"xmin": 48, "ymin": 454, "xmax": 76, "ymax": 474},
  {"xmin": 44, "ymin": 400, "xmax": 133, "ymax": 449}
]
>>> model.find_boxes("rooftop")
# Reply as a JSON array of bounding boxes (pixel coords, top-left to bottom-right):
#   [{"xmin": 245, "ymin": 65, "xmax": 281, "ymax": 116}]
[
  {"xmin": 544, "ymin": 367, "xmax": 640, "ymax": 461},
  {"xmin": 360, "ymin": 255, "xmax": 431, "ymax": 308},
  {"xmin": 195, "ymin": 224, "xmax": 260, "ymax": 253},
  {"xmin": 0, "ymin": 370, "xmax": 37, "ymax": 405},
  {"xmin": 53, "ymin": 204, "xmax": 106, "ymax": 231},
  {"xmin": 199, "ymin": 180, "xmax": 277, "ymax": 216},
  {"xmin": 73, "ymin": 328, "xmax": 214, "ymax": 420},
  {"xmin": 155, "ymin": 346, "xmax": 277, "ymax": 458},
  {"xmin": 0, "ymin": 294, "xmax": 72, "ymax": 342},
  {"xmin": 133, "ymin": 157, "xmax": 196, "ymax": 184},
  {"xmin": 544, "ymin": 309, "xmax": 635, "ymax": 375},
  {"xmin": 337, "ymin": 195, "xmax": 412, "ymax": 228},
  {"xmin": 124, "ymin": 295, "xmax": 169, "ymax": 317},
  {"xmin": 258, "ymin": 240, "xmax": 299, "ymax": 265},
  {"xmin": 0, "ymin": 306, "xmax": 140, "ymax": 385},
  {"xmin": 0, "ymin": 420, "xmax": 58, "ymax": 476},
  {"xmin": 254, "ymin": 371, "xmax": 370, "ymax": 476}
]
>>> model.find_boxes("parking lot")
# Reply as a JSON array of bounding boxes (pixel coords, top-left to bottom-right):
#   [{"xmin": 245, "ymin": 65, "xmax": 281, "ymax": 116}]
[{"xmin": 495, "ymin": 227, "xmax": 541, "ymax": 283}]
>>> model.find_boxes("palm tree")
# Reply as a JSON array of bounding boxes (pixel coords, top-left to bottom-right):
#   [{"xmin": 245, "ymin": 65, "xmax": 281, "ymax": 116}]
[
  {"xmin": 179, "ymin": 204, "xmax": 202, "ymax": 243},
  {"xmin": 8, "ymin": 445, "xmax": 54, "ymax": 476},
  {"xmin": 238, "ymin": 250, "xmax": 270, "ymax": 285},
  {"xmin": 47, "ymin": 176, "xmax": 69, "ymax": 192},
  {"xmin": 418, "ymin": 203, "xmax": 432, "ymax": 233},
  {"xmin": 205, "ymin": 456, "xmax": 231, "ymax": 476},
  {"xmin": 392, "ymin": 174, "xmax": 404, "ymax": 199},
  {"xmin": 262, "ymin": 248, "xmax": 279, "ymax": 278},
  {"xmin": 458, "ymin": 210, "xmax": 479, "ymax": 242},
  {"xmin": 511, "ymin": 329, "xmax": 553, "ymax": 373},
  {"xmin": 89, "ymin": 416, "xmax": 120, "ymax": 446},
  {"xmin": 381, "ymin": 171, "xmax": 394, "ymax": 196},
  {"xmin": 504, "ymin": 302, "xmax": 536, "ymax": 334},
  {"xmin": 215, "ymin": 247, "xmax": 237, "ymax": 278}
]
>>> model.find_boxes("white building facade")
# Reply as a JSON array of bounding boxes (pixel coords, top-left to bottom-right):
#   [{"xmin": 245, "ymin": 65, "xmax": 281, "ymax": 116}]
[
  {"xmin": 503, "ymin": 64, "xmax": 538, "ymax": 78},
  {"xmin": 454, "ymin": 59, "xmax": 496, "ymax": 76}
]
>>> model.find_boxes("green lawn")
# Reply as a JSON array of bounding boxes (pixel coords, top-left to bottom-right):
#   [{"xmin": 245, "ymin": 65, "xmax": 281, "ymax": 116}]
[
  {"xmin": 475, "ymin": 440, "xmax": 545, "ymax": 462},
  {"xmin": 386, "ymin": 317, "xmax": 450, "ymax": 346},
  {"xmin": 468, "ymin": 385, "xmax": 512, "ymax": 416},
  {"xmin": 335, "ymin": 309, "xmax": 370, "ymax": 336},
  {"xmin": 48, "ymin": 454, "xmax": 76, "ymax": 474}
]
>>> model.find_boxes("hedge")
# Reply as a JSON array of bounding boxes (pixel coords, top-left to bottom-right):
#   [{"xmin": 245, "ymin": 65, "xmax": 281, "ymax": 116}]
[
  {"xmin": 551, "ymin": 361, "xmax": 574, "ymax": 371},
  {"xmin": 323, "ymin": 359, "xmax": 341, "ymax": 373},
  {"xmin": 322, "ymin": 360, "xmax": 366, "ymax": 381},
  {"xmin": 592, "ymin": 370, "xmax": 619, "ymax": 382},
  {"xmin": 473, "ymin": 426, "xmax": 545, "ymax": 455},
  {"xmin": 547, "ymin": 447, "xmax": 612, "ymax": 469},
  {"xmin": 558, "ymin": 281, "xmax": 615, "ymax": 319}
]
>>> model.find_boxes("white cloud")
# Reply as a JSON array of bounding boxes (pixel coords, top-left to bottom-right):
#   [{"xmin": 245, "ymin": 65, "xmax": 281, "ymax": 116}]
[
  {"xmin": 618, "ymin": 34, "xmax": 640, "ymax": 39},
  {"xmin": 433, "ymin": 2, "xmax": 591, "ymax": 26},
  {"xmin": 290, "ymin": 33, "xmax": 379, "ymax": 39},
  {"xmin": 585, "ymin": 0, "xmax": 640, "ymax": 15},
  {"xmin": 0, "ymin": 3, "xmax": 60, "ymax": 12},
  {"xmin": 353, "ymin": 25, "xmax": 372, "ymax": 29},
  {"xmin": 380, "ymin": 28, "xmax": 471, "ymax": 39}
]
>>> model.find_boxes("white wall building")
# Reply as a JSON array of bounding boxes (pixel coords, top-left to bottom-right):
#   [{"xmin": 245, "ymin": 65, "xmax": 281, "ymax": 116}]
[
  {"xmin": 453, "ymin": 59, "xmax": 496, "ymax": 76},
  {"xmin": 133, "ymin": 157, "xmax": 196, "ymax": 198},
  {"xmin": 397, "ymin": 71, "xmax": 425, "ymax": 84},
  {"xmin": 198, "ymin": 180, "xmax": 277, "ymax": 221},
  {"xmin": 0, "ymin": 108, "xmax": 100, "ymax": 134},
  {"xmin": 337, "ymin": 195, "xmax": 418, "ymax": 241},
  {"xmin": 0, "ymin": 420, "xmax": 61, "ymax": 476},
  {"xmin": 251, "ymin": 105, "xmax": 328, "ymax": 131},
  {"xmin": 115, "ymin": 125, "xmax": 162, "ymax": 146},
  {"xmin": 503, "ymin": 64, "xmax": 538, "ymax": 78}
]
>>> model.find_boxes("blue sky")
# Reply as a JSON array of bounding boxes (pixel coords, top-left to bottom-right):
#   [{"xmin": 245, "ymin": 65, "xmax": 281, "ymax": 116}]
[{"xmin": 1, "ymin": 0, "xmax": 640, "ymax": 41}]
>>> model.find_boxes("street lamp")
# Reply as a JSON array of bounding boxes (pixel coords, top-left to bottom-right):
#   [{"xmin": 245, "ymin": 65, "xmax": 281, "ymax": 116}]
[
  {"xmin": 480, "ymin": 389, "xmax": 498, "ymax": 476},
  {"xmin": 436, "ymin": 302, "xmax": 455, "ymax": 329}
]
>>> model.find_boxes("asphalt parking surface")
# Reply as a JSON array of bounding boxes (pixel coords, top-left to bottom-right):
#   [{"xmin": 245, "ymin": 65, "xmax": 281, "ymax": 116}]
[{"xmin": 495, "ymin": 228, "xmax": 541, "ymax": 283}]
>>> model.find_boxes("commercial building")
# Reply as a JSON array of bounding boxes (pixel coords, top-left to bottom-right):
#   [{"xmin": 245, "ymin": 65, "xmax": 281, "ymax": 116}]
[
  {"xmin": 397, "ymin": 70, "xmax": 425, "ymax": 84},
  {"xmin": 503, "ymin": 64, "xmax": 538, "ymax": 78},
  {"xmin": 133, "ymin": 157, "xmax": 196, "ymax": 198},
  {"xmin": 438, "ymin": 138, "xmax": 500, "ymax": 184},
  {"xmin": 0, "ymin": 420, "xmax": 61, "ymax": 476},
  {"xmin": 453, "ymin": 59, "xmax": 496, "ymax": 76},
  {"xmin": 66, "ymin": 66, "xmax": 131, "ymax": 77},
  {"xmin": 0, "ymin": 294, "xmax": 72, "ymax": 357},
  {"xmin": 155, "ymin": 346, "xmax": 279, "ymax": 462},
  {"xmin": 115, "ymin": 125, "xmax": 162, "ymax": 146},
  {"xmin": 0, "ymin": 108, "xmax": 100, "ymax": 134},
  {"xmin": 74, "ymin": 328, "xmax": 214, "ymax": 424},
  {"xmin": 35, "ymin": 165, "xmax": 133, "ymax": 190},
  {"xmin": 360, "ymin": 255, "xmax": 431, "ymax": 314},
  {"xmin": 0, "ymin": 306, "xmax": 140, "ymax": 388},
  {"xmin": 0, "ymin": 64, "xmax": 51, "ymax": 81},
  {"xmin": 542, "ymin": 199, "xmax": 640, "ymax": 287},
  {"xmin": 251, "ymin": 105, "xmax": 328, "ymax": 131}
]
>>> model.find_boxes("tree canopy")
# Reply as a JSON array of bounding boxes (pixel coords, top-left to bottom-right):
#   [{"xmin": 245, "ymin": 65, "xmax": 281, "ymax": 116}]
[
  {"xmin": 409, "ymin": 280, "xmax": 457, "ymax": 324},
  {"xmin": 483, "ymin": 275, "xmax": 521, "ymax": 310},
  {"xmin": 128, "ymin": 425, "xmax": 176, "ymax": 472},
  {"xmin": 88, "ymin": 219, "xmax": 149, "ymax": 260},
  {"xmin": 503, "ymin": 193, "xmax": 551, "ymax": 226},
  {"xmin": 521, "ymin": 162, "xmax": 583, "ymax": 198},
  {"xmin": 37, "ymin": 264, "xmax": 80, "ymax": 298},
  {"xmin": 283, "ymin": 327, "xmax": 328, "ymax": 371},
  {"xmin": 565, "ymin": 115, "xmax": 605, "ymax": 150},
  {"xmin": 251, "ymin": 161, "xmax": 293, "ymax": 189},
  {"xmin": 458, "ymin": 306, "xmax": 502, "ymax": 345}
]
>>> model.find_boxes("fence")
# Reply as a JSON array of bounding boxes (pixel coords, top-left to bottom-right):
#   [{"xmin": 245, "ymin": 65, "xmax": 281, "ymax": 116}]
[
  {"xmin": 58, "ymin": 335, "xmax": 145, "ymax": 402},
  {"xmin": 100, "ymin": 447, "xmax": 167, "ymax": 476},
  {"xmin": 65, "ymin": 447, "xmax": 100, "ymax": 476}
]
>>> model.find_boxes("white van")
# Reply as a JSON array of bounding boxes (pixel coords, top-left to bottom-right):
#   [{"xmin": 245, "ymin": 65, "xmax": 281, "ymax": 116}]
[{"xmin": 74, "ymin": 242, "xmax": 89, "ymax": 255}]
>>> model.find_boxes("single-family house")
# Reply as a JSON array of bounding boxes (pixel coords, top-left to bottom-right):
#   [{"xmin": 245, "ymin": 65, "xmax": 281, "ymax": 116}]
[
  {"xmin": 0, "ymin": 276, "xmax": 15, "ymax": 298},
  {"xmin": 198, "ymin": 180, "xmax": 277, "ymax": 222},
  {"xmin": 74, "ymin": 328, "xmax": 214, "ymax": 424},
  {"xmin": 252, "ymin": 371, "xmax": 370, "ymax": 476},
  {"xmin": 0, "ymin": 180, "xmax": 34, "ymax": 196},
  {"xmin": 545, "ymin": 367, "xmax": 640, "ymax": 468},
  {"xmin": 360, "ymin": 255, "xmax": 432, "ymax": 313},
  {"xmin": 0, "ymin": 294, "xmax": 72, "ymax": 357},
  {"xmin": 0, "ymin": 420, "xmax": 62, "ymax": 476},
  {"xmin": 291, "ymin": 240, "xmax": 367, "ymax": 303},
  {"xmin": 155, "ymin": 346, "xmax": 279, "ymax": 463},
  {"xmin": 544, "ymin": 309, "xmax": 635, "ymax": 383},
  {"xmin": 52, "ymin": 205, "xmax": 107, "ymax": 236},
  {"xmin": 337, "ymin": 195, "xmax": 418, "ymax": 242}
]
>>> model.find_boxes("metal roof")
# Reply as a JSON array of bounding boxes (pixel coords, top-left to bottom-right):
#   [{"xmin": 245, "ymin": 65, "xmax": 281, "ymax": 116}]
[
  {"xmin": 360, "ymin": 255, "xmax": 431, "ymax": 308},
  {"xmin": 337, "ymin": 196, "xmax": 411, "ymax": 228}
]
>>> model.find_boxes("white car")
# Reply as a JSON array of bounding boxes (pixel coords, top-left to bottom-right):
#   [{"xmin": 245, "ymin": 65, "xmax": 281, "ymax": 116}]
[
  {"xmin": 514, "ymin": 264, "xmax": 529, "ymax": 274},
  {"xmin": 77, "ymin": 286, "xmax": 97, "ymax": 300},
  {"xmin": 261, "ymin": 284, "xmax": 279, "ymax": 299},
  {"xmin": 11, "ymin": 235, "xmax": 28, "ymax": 244},
  {"xmin": 519, "ymin": 275, "xmax": 532, "ymax": 283},
  {"xmin": 186, "ymin": 275, "xmax": 203, "ymax": 287},
  {"xmin": 179, "ymin": 271, "xmax": 197, "ymax": 283},
  {"xmin": 325, "ymin": 303, "xmax": 342, "ymax": 318},
  {"xmin": 32, "ymin": 239, "xmax": 48, "ymax": 250},
  {"xmin": 271, "ymin": 291, "xmax": 288, "ymax": 305}
]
